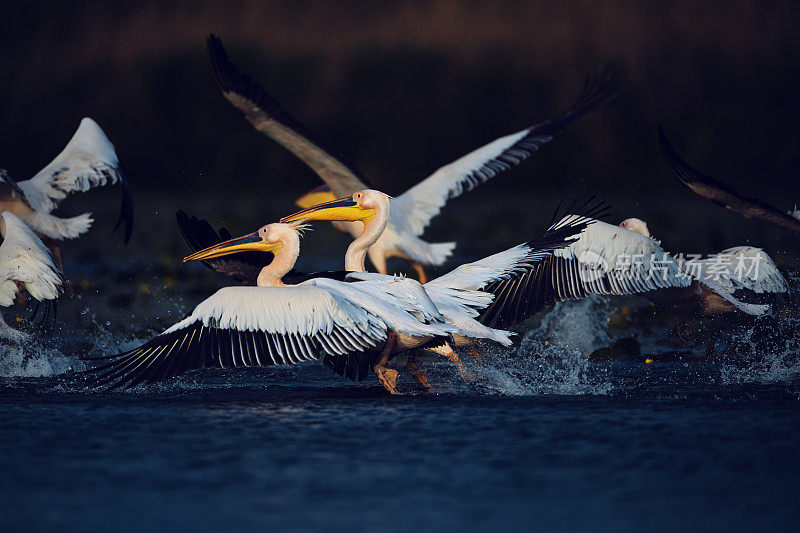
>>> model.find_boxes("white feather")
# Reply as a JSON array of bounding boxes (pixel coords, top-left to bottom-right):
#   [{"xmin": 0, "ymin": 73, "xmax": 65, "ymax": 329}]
[
  {"xmin": 427, "ymin": 243, "xmax": 538, "ymax": 291},
  {"xmin": 25, "ymin": 211, "xmax": 94, "ymax": 240},
  {"xmin": 346, "ymin": 271, "xmax": 513, "ymax": 344},
  {"xmin": 691, "ymin": 246, "xmax": 790, "ymax": 295},
  {"xmin": 390, "ymin": 128, "xmax": 537, "ymax": 237},
  {"xmin": 0, "ymin": 212, "xmax": 63, "ymax": 306},
  {"xmin": 551, "ymin": 219, "xmax": 691, "ymax": 296},
  {"xmin": 162, "ymin": 279, "xmax": 455, "ymax": 349},
  {"xmin": 17, "ymin": 118, "xmax": 123, "ymax": 214}
]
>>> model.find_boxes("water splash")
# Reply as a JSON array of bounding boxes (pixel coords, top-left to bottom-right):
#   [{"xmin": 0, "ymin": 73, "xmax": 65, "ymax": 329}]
[
  {"xmin": 474, "ymin": 296, "xmax": 616, "ymax": 396},
  {"xmin": 0, "ymin": 343, "xmax": 86, "ymax": 378},
  {"xmin": 0, "ymin": 308, "xmax": 145, "ymax": 379},
  {"xmin": 720, "ymin": 323, "xmax": 800, "ymax": 386}
]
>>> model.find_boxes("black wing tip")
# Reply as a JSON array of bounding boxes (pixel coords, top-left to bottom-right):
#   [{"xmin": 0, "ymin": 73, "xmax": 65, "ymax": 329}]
[
  {"xmin": 526, "ymin": 65, "xmax": 617, "ymax": 137},
  {"xmin": 567, "ymin": 65, "xmax": 619, "ymax": 117},
  {"xmin": 548, "ymin": 195, "xmax": 610, "ymax": 229},
  {"xmin": 206, "ymin": 32, "xmax": 284, "ymax": 116},
  {"xmin": 207, "ymin": 32, "xmax": 240, "ymax": 96},
  {"xmin": 655, "ymin": 125, "xmax": 708, "ymax": 188}
]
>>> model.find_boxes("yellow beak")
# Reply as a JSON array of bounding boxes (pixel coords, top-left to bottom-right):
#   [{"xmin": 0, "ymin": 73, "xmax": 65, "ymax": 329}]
[
  {"xmin": 182, "ymin": 231, "xmax": 283, "ymax": 262},
  {"xmin": 294, "ymin": 185, "xmax": 337, "ymax": 209},
  {"xmin": 280, "ymin": 195, "xmax": 376, "ymax": 224}
]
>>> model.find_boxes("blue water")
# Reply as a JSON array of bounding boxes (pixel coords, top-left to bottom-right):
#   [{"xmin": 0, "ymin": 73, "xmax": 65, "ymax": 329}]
[{"xmin": 1, "ymin": 369, "xmax": 798, "ymax": 532}]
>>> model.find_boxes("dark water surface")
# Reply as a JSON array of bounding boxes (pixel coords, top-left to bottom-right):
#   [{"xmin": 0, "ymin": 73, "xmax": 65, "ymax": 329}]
[{"xmin": 1, "ymin": 372, "xmax": 799, "ymax": 532}]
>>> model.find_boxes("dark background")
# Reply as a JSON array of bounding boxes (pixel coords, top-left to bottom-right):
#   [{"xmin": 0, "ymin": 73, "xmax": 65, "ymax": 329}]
[{"xmin": 1, "ymin": 1, "xmax": 800, "ymax": 266}]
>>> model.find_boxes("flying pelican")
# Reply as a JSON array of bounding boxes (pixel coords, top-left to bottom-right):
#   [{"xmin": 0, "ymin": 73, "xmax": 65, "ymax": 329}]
[
  {"xmin": 206, "ymin": 34, "xmax": 615, "ymax": 281},
  {"xmin": 0, "ymin": 211, "xmax": 65, "ymax": 341},
  {"xmin": 280, "ymin": 189, "xmax": 787, "ymax": 358},
  {"xmin": 658, "ymin": 126, "xmax": 800, "ymax": 238},
  {"xmin": 87, "ymin": 220, "xmax": 460, "ymax": 392},
  {"xmin": 0, "ymin": 117, "xmax": 133, "ymax": 267}
]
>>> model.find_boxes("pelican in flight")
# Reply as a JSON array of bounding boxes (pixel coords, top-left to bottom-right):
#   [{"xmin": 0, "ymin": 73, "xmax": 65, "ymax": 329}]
[
  {"xmin": 658, "ymin": 126, "xmax": 800, "ymax": 238},
  {"xmin": 280, "ymin": 190, "xmax": 788, "ymax": 358},
  {"xmin": 0, "ymin": 212, "xmax": 65, "ymax": 340},
  {"xmin": 0, "ymin": 118, "xmax": 133, "ymax": 266},
  {"xmin": 206, "ymin": 34, "xmax": 615, "ymax": 281},
  {"xmin": 88, "ymin": 220, "xmax": 459, "ymax": 391}
]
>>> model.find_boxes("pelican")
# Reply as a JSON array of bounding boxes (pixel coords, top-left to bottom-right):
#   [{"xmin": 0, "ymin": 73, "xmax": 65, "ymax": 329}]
[
  {"xmin": 87, "ymin": 220, "xmax": 461, "ymax": 392},
  {"xmin": 0, "ymin": 211, "xmax": 65, "ymax": 340},
  {"xmin": 280, "ymin": 190, "xmax": 788, "ymax": 358},
  {"xmin": 658, "ymin": 126, "xmax": 800, "ymax": 238},
  {"xmin": 0, "ymin": 117, "xmax": 133, "ymax": 267},
  {"xmin": 206, "ymin": 34, "xmax": 615, "ymax": 281}
]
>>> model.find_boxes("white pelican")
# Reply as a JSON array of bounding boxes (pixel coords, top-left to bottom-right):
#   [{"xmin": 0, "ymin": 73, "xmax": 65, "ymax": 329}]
[
  {"xmin": 658, "ymin": 126, "xmax": 800, "ymax": 238},
  {"xmin": 206, "ymin": 34, "xmax": 615, "ymax": 281},
  {"xmin": 280, "ymin": 190, "xmax": 788, "ymax": 358},
  {"xmin": 0, "ymin": 211, "xmax": 65, "ymax": 340},
  {"xmin": 87, "ymin": 220, "xmax": 471, "ymax": 392},
  {"xmin": 0, "ymin": 118, "xmax": 133, "ymax": 266}
]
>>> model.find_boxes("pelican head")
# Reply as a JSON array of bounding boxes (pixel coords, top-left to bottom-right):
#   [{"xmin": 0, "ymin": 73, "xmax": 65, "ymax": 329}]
[
  {"xmin": 619, "ymin": 218, "xmax": 651, "ymax": 237},
  {"xmin": 280, "ymin": 189, "xmax": 389, "ymax": 224},
  {"xmin": 183, "ymin": 222, "xmax": 307, "ymax": 262},
  {"xmin": 294, "ymin": 184, "xmax": 337, "ymax": 209}
]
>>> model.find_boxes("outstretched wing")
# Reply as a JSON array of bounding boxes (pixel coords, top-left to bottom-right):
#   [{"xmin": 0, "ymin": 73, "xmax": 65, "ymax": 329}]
[
  {"xmin": 85, "ymin": 285, "xmax": 389, "ymax": 389},
  {"xmin": 0, "ymin": 212, "xmax": 64, "ymax": 307},
  {"xmin": 658, "ymin": 126, "xmax": 800, "ymax": 238},
  {"xmin": 477, "ymin": 216, "xmax": 690, "ymax": 328},
  {"xmin": 16, "ymin": 118, "xmax": 134, "ymax": 243},
  {"xmin": 390, "ymin": 69, "xmax": 616, "ymax": 237},
  {"xmin": 207, "ymin": 34, "xmax": 370, "ymax": 197}
]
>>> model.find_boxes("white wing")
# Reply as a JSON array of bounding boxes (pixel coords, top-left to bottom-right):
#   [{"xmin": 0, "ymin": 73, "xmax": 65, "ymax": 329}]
[
  {"xmin": 18, "ymin": 118, "xmax": 125, "ymax": 213},
  {"xmin": 340, "ymin": 272, "xmax": 448, "ymax": 327},
  {"xmin": 0, "ymin": 212, "xmax": 64, "ymax": 306},
  {"xmin": 89, "ymin": 284, "xmax": 391, "ymax": 388},
  {"xmin": 428, "ymin": 243, "xmax": 545, "ymax": 292},
  {"xmin": 690, "ymin": 246, "xmax": 790, "ymax": 294},
  {"xmin": 347, "ymin": 271, "xmax": 512, "ymax": 345},
  {"xmin": 390, "ymin": 72, "xmax": 615, "ymax": 237}
]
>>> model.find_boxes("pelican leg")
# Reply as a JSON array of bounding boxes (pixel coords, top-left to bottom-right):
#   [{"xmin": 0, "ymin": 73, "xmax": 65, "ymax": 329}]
[
  {"xmin": 52, "ymin": 245, "xmax": 74, "ymax": 297},
  {"xmin": 409, "ymin": 261, "xmax": 428, "ymax": 284},
  {"xmin": 373, "ymin": 330, "xmax": 399, "ymax": 394},
  {"xmin": 406, "ymin": 352, "xmax": 435, "ymax": 393},
  {"xmin": 428, "ymin": 342, "xmax": 470, "ymax": 381},
  {"xmin": 53, "ymin": 245, "xmax": 64, "ymax": 275}
]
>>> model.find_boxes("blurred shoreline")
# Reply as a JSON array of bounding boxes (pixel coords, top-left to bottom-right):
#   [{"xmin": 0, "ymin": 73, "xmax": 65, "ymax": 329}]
[{"xmin": 2, "ymin": 1, "xmax": 799, "ymax": 199}]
